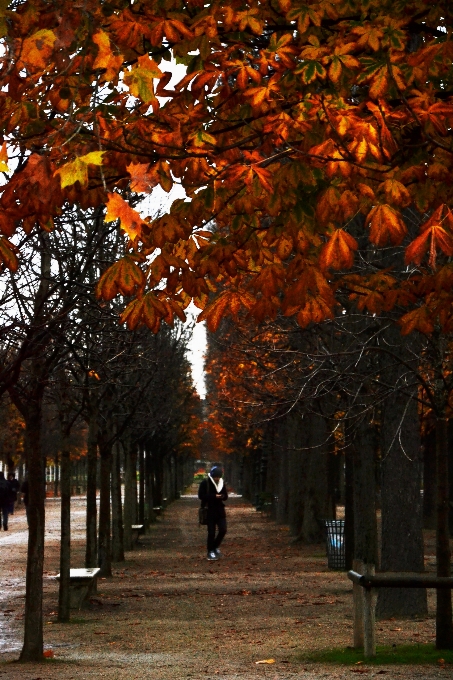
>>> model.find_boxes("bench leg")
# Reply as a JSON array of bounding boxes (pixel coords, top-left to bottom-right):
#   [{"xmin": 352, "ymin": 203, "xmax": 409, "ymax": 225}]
[
  {"xmin": 353, "ymin": 559, "xmax": 364, "ymax": 649},
  {"xmin": 363, "ymin": 564, "xmax": 376, "ymax": 658}
]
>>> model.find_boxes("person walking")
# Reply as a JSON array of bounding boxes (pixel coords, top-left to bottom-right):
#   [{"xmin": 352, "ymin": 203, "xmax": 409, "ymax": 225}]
[
  {"xmin": 7, "ymin": 472, "xmax": 19, "ymax": 516},
  {"xmin": 198, "ymin": 466, "xmax": 228, "ymax": 561},
  {"xmin": 0, "ymin": 472, "xmax": 10, "ymax": 530}
]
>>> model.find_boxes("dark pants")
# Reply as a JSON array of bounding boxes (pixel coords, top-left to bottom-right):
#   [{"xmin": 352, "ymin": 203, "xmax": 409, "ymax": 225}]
[
  {"xmin": 1, "ymin": 505, "xmax": 8, "ymax": 529},
  {"xmin": 207, "ymin": 514, "xmax": 227, "ymax": 553}
]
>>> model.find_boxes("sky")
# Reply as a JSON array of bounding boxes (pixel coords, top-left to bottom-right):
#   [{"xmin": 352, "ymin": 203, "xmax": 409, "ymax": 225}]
[{"xmin": 186, "ymin": 305, "xmax": 207, "ymax": 399}]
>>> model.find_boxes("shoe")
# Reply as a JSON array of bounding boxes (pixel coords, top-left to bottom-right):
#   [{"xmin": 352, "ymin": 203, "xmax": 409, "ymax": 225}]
[
  {"xmin": 214, "ymin": 549, "xmax": 223, "ymax": 558},
  {"xmin": 207, "ymin": 551, "xmax": 219, "ymax": 561},
  {"xmin": 3, "ymin": 526, "xmax": 8, "ymax": 531}
]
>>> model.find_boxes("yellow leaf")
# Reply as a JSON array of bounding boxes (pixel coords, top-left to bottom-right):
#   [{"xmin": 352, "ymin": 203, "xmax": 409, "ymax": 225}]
[
  {"xmin": 92, "ymin": 30, "xmax": 123, "ymax": 81},
  {"xmin": 124, "ymin": 54, "xmax": 163, "ymax": 108},
  {"xmin": 369, "ymin": 66, "xmax": 388, "ymax": 99},
  {"xmin": 55, "ymin": 151, "xmax": 105, "ymax": 189},
  {"xmin": 328, "ymin": 57, "xmax": 342, "ymax": 84},
  {"xmin": 255, "ymin": 659, "xmax": 276, "ymax": 665},
  {"xmin": 0, "ymin": 142, "xmax": 9, "ymax": 173},
  {"xmin": 20, "ymin": 29, "xmax": 56, "ymax": 71}
]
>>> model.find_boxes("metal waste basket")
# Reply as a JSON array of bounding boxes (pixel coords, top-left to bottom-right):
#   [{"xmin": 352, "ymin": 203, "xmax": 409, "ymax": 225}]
[{"xmin": 325, "ymin": 520, "xmax": 345, "ymax": 570}]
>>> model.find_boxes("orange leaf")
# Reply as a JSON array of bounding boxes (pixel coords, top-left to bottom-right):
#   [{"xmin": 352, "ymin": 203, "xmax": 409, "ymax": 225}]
[
  {"xmin": 367, "ymin": 204, "xmax": 407, "ymax": 246},
  {"xmin": 379, "ymin": 179, "xmax": 411, "ymax": 208},
  {"xmin": 105, "ymin": 193, "xmax": 145, "ymax": 242},
  {"xmin": 405, "ymin": 225, "xmax": 453, "ymax": 269},
  {"xmin": 400, "ymin": 306, "xmax": 434, "ymax": 335},
  {"xmin": 0, "ymin": 237, "xmax": 19, "ymax": 272},
  {"xmin": 320, "ymin": 230, "xmax": 358, "ymax": 270},
  {"xmin": 197, "ymin": 292, "xmax": 231, "ymax": 332},
  {"xmin": 296, "ymin": 296, "xmax": 333, "ymax": 328},
  {"xmin": 126, "ymin": 162, "xmax": 158, "ymax": 193}
]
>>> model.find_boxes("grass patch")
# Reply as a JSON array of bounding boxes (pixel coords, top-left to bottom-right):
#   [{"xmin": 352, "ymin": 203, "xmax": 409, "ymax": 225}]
[{"xmin": 300, "ymin": 644, "xmax": 453, "ymax": 665}]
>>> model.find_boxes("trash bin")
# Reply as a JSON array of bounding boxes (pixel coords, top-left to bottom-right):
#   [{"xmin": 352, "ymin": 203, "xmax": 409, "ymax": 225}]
[{"xmin": 325, "ymin": 520, "xmax": 345, "ymax": 570}]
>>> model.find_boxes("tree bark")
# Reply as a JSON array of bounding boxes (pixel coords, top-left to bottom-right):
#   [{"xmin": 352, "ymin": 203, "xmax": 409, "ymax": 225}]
[
  {"xmin": 111, "ymin": 440, "xmax": 124, "ymax": 562},
  {"xmin": 353, "ymin": 413, "xmax": 378, "ymax": 566},
  {"xmin": 58, "ymin": 419, "xmax": 71, "ymax": 622},
  {"xmin": 85, "ymin": 399, "xmax": 98, "ymax": 568},
  {"xmin": 423, "ymin": 427, "xmax": 437, "ymax": 530},
  {"xmin": 19, "ymin": 399, "xmax": 45, "ymax": 661},
  {"xmin": 98, "ymin": 436, "xmax": 112, "ymax": 577},
  {"xmin": 139, "ymin": 444, "xmax": 145, "ymax": 523},
  {"xmin": 299, "ymin": 413, "xmax": 332, "ymax": 543},
  {"xmin": 123, "ymin": 440, "xmax": 137, "ymax": 551},
  {"xmin": 145, "ymin": 448, "xmax": 155, "ymax": 527},
  {"xmin": 435, "ymin": 417, "xmax": 453, "ymax": 649},
  {"xmin": 344, "ymin": 428, "xmax": 355, "ymax": 572},
  {"xmin": 377, "ymin": 384, "xmax": 427, "ymax": 618}
]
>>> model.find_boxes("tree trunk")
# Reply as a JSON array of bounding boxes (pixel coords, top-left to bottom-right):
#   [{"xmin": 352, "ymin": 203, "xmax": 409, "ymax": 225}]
[
  {"xmin": 111, "ymin": 440, "xmax": 124, "ymax": 562},
  {"xmin": 288, "ymin": 414, "xmax": 304, "ymax": 537},
  {"xmin": 58, "ymin": 422, "xmax": 71, "ymax": 622},
  {"xmin": 19, "ymin": 400, "xmax": 45, "ymax": 661},
  {"xmin": 423, "ymin": 427, "xmax": 437, "ymax": 530},
  {"xmin": 98, "ymin": 437, "xmax": 112, "ymax": 577},
  {"xmin": 299, "ymin": 413, "xmax": 332, "ymax": 543},
  {"xmin": 85, "ymin": 401, "xmax": 98, "ymax": 568},
  {"xmin": 123, "ymin": 441, "xmax": 137, "ymax": 551},
  {"xmin": 377, "ymin": 384, "xmax": 427, "ymax": 618},
  {"xmin": 275, "ymin": 423, "xmax": 289, "ymax": 525},
  {"xmin": 344, "ymin": 428, "xmax": 355, "ymax": 572},
  {"xmin": 139, "ymin": 445, "xmax": 145, "ymax": 523},
  {"xmin": 435, "ymin": 417, "xmax": 453, "ymax": 649},
  {"xmin": 145, "ymin": 448, "xmax": 155, "ymax": 527},
  {"xmin": 353, "ymin": 413, "xmax": 378, "ymax": 566}
]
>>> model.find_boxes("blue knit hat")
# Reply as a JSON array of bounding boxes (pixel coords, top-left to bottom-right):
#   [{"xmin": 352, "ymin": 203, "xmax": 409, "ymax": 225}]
[{"xmin": 210, "ymin": 466, "xmax": 223, "ymax": 478}]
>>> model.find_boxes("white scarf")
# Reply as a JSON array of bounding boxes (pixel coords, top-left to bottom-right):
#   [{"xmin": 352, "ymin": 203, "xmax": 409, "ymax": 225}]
[{"xmin": 208, "ymin": 474, "xmax": 224, "ymax": 492}]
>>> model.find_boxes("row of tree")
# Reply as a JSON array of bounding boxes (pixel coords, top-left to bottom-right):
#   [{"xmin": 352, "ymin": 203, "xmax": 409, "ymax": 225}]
[
  {"xmin": 0, "ymin": 206, "xmax": 201, "ymax": 659},
  {"xmin": 204, "ymin": 212, "xmax": 453, "ymax": 645}
]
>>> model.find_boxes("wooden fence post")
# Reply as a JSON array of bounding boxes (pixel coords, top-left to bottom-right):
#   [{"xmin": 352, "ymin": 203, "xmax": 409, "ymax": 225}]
[
  {"xmin": 363, "ymin": 563, "xmax": 376, "ymax": 658},
  {"xmin": 353, "ymin": 559, "xmax": 364, "ymax": 649}
]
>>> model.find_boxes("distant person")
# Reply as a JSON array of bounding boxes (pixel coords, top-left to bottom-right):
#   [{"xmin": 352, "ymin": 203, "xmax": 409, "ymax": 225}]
[
  {"xmin": 0, "ymin": 472, "xmax": 10, "ymax": 530},
  {"xmin": 20, "ymin": 477, "xmax": 29, "ymax": 526},
  {"xmin": 7, "ymin": 472, "xmax": 20, "ymax": 516},
  {"xmin": 198, "ymin": 466, "xmax": 228, "ymax": 561}
]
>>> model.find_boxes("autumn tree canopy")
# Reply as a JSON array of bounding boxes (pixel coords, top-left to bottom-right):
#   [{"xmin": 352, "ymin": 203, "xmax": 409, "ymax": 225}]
[{"xmin": 1, "ymin": 0, "xmax": 453, "ymax": 335}]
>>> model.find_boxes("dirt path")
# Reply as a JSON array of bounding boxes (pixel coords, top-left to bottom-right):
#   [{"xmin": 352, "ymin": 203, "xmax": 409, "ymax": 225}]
[{"xmin": 0, "ymin": 491, "xmax": 449, "ymax": 679}]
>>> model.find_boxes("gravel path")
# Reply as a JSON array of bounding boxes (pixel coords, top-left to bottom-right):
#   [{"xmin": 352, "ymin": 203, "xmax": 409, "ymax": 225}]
[{"xmin": 0, "ymin": 491, "xmax": 449, "ymax": 679}]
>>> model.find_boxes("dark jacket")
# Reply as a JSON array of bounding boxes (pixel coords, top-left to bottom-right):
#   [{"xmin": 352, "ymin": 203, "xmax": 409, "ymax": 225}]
[
  {"xmin": 7, "ymin": 478, "xmax": 19, "ymax": 502},
  {"xmin": 0, "ymin": 476, "xmax": 9, "ymax": 507},
  {"xmin": 198, "ymin": 477, "xmax": 228, "ymax": 517}
]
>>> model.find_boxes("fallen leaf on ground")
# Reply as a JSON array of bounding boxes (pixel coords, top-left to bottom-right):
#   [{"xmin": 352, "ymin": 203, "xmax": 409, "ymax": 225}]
[
  {"xmin": 255, "ymin": 659, "xmax": 275, "ymax": 664},
  {"xmin": 43, "ymin": 649, "xmax": 54, "ymax": 658}
]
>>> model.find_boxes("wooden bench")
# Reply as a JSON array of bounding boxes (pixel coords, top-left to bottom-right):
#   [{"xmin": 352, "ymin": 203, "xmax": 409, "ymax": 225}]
[
  {"xmin": 348, "ymin": 565, "xmax": 453, "ymax": 658},
  {"xmin": 56, "ymin": 568, "xmax": 100, "ymax": 610},
  {"xmin": 152, "ymin": 506, "xmax": 163, "ymax": 516},
  {"xmin": 131, "ymin": 524, "xmax": 144, "ymax": 545}
]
